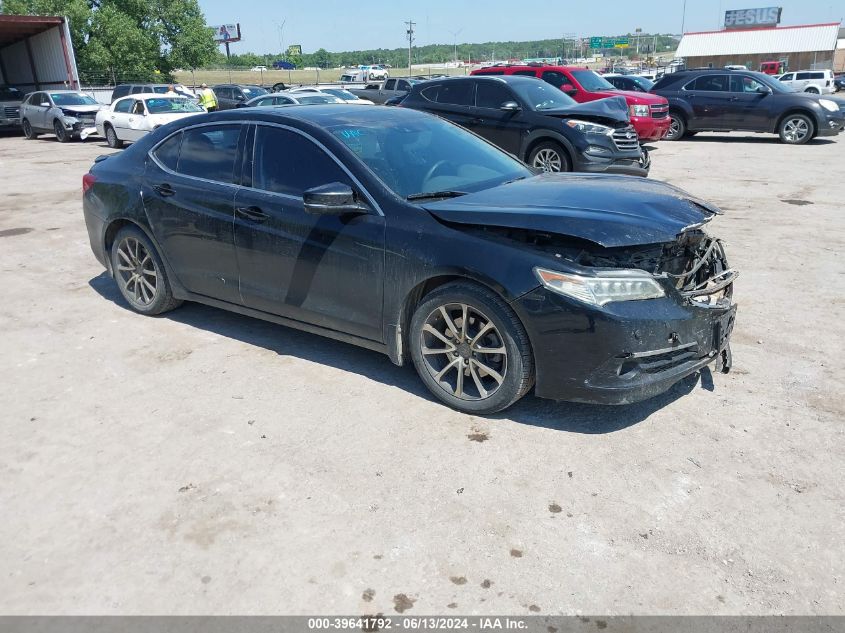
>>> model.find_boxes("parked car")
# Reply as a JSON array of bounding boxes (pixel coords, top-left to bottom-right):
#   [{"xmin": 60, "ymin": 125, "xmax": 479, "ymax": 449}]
[
  {"xmin": 82, "ymin": 105, "xmax": 736, "ymax": 414},
  {"xmin": 239, "ymin": 92, "xmax": 345, "ymax": 108},
  {"xmin": 652, "ymin": 69, "xmax": 845, "ymax": 144},
  {"xmin": 760, "ymin": 60, "xmax": 786, "ymax": 75},
  {"xmin": 287, "ymin": 86, "xmax": 374, "ymax": 105},
  {"xmin": 360, "ymin": 65, "xmax": 389, "ymax": 80},
  {"xmin": 250, "ymin": 66, "xmax": 268, "ymax": 72},
  {"xmin": 471, "ymin": 65, "xmax": 671, "ymax": 142},
  {"xmin": 212, "ymin": 84, "xmax": 269, "ymax": 110},
  {"xmin": 835, "ymin": 73, "xmax": 845, "ymax": 92},
  {"xmin": 111, "ymin": 84, "xmax": 172, "ymax": 102},
  {"xmin": 20, "ymin": 90, "xmax": 102, "ymax": 142},
  {"xmin": 95, "ymin": 94, "xmax": 205, "ymax": 148},
  {"xmin": 776, "ymin": 70, "xmax": 836, "ymax": 95},
  {"xmin": 339, "ymin": 69, "xmax": 369, "ymax": 83},
  {"xmin": 346, "ymin": 78, "xmax": 423, "ymax": 104},
  {"xmin": 0, "ymin": 85, "xmax": 23, "ymax": 131},
  {"xmin": 401, "ymin": 76, "xmax": 647, "ymax": 176},
  {"xmin": 602, "ymin": 74, "xmax": 655, "ymax": 93}
]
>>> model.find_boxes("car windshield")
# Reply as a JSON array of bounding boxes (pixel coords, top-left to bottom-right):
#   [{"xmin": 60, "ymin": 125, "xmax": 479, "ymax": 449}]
[
  {"xmin": 328, "ymin": 115, "xmax": 531, "ymax": 199},
  {"xmin": 510, "ymin": 81, "xmax": 576, "ymax": 110},
  {"xmin": 323, "ymin": 89, "xmax": 358, "ymax": 101},
  {"xmin": 242, "ymin": 87, "xmax": 268, "ymax": 97},
  {"xmin": 145, "ymin": 97, "xmax": 204, "ymax": 114},
  {"xmin": 0, "ymin": 86, "xmax": 22, "ymax": 100},
  {"xmin": 50, "ymin": 93, "xmax": 98, "ymax": 106},
  {"xmin": 631, "ymin": 77, "xmax": 654, "ymax": 91},
  {"xmin": 570, "ymin": 70, "xmax": 616, "ymax": 91}
]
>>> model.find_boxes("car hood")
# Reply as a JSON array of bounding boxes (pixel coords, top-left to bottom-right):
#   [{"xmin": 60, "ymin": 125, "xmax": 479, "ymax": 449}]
[
  {"xmin": 422, "ymin": 173, "xmax": 722, "ymax": 248},
  {"xmin": 536, "ymin": 96, "xmax": 630, "ymax": 124},
  {"xmin": 59, "ymin": 105, "xmax": 102, "ymax": 114}
]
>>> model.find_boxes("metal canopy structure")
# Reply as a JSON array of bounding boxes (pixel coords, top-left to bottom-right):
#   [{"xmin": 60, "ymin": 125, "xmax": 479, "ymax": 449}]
[
  {"xmin": 677, "ymin": 22, "xmax": 840, "ymax": 58},
  {"xmin": 0, "ymin": 15, "xmax": 79, "ymax": 91},
  {"xmin": 0, "ymin": 14, "xmax": 64, "ymax": 47}
]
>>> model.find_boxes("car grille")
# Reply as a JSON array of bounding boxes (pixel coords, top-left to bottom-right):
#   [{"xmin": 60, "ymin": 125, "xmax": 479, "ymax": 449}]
[
  {"xmin": 612, "ymin": 126, "xmax": 640, "ymax": 151},
  {"xmin": 4, "ymin": 106, "xmax": 19, "ymax": 118},
  {"xmin": 650, "ymin": 104, "xmax": 668, "ymax": 119}
]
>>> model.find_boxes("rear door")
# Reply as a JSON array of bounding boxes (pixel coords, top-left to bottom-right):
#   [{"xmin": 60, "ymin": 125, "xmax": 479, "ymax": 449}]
[
  {"xmin": 430, "ymin": 80, "xmax": 479, "ymax": 130},
  {"xmin": 683, "ymin": 74, "xmax": 732, "ymax": 130},
  {"xmin": 214, "ymin": 86, "xmax": 234, "ymax": 110},
  {"xmin": 794, "ymin": 72, "xmax": 811, "ymax": 91},
  {"xmin": 142, "ymin": 123, "xmax": 244, "ymax": 303},
  {"xmin": 233, "ymin": 124, "xmax": 385, "ymax": 341}
]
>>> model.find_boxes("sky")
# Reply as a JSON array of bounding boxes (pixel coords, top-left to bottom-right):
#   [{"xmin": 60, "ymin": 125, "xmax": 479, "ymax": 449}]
[{"xmin": 197, "ymin": 0, "xmax": 843, "ymax": 55}]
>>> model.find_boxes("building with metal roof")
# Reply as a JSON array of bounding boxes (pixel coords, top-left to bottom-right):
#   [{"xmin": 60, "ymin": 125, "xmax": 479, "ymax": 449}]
[{"xmin": 676, "ymin": 22, "xmax": 841, "ymax": 73}]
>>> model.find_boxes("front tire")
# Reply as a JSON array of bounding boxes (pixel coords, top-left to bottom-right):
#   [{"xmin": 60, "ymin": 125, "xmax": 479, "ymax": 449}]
[
  {"xmin": 409, "ymin": 282, "xmax": 534, "ymax": 414},
  {"xmin": 53, "ymin": 119, "xmax": 70, "ymax": 143},
  {"xmin": 665, "ymin": 112, "xmax": 686, "ymax": 141},
  {"xmin": 528, "ymin": 141, "xmax": 571, "ymax": 173},
  {"xmin": 778, "ymin": 113, "xmax": 813, "ymax": 145},
  {"xmin": 105, "ymin": 124, "xmax": 123, "ymax": 149},
  {"xmin": 110, "ymin": 226, "xmax": 182, "ymax": 315},
  {"xmin": 22, "ymin": 119, "xmax": 38, "ymax": 139}
]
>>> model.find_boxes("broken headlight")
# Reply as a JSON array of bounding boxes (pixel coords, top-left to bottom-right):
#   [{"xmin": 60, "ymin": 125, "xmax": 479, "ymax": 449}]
[
  {"xmin": 565, "ymin": 119, "xmax": 612, "ymax": 135},
  {"xmin": 535, "ymin": 268, "xmax": 665, "ymax": 306}
]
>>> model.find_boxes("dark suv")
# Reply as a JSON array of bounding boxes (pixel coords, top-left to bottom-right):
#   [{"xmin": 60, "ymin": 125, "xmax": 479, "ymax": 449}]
[
  {"xmin": 652, "ymin": 69, "xmax": 845, "ymax": 144},
  {"xmin": 400, "ymin": 75, "xmax": 647, "ymax": 176},
  {"xmin": 212, "ymin": 84, "xmax": 269, "ymax": 110}
]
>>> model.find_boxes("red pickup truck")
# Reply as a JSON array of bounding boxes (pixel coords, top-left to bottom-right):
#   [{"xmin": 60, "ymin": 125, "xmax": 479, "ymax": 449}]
[{"xmin": 471, "ymin": 65, "xmax": 670, "ymax": 142}]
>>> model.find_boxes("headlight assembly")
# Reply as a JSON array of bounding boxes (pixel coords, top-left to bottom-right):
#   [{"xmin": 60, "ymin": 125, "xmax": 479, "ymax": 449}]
[
  {"xmin": 629, "ymin": 104, "xmax": 650, "ymax": 117},
  {"xmin": 535, "ymin": 267, "xmax": 666, "ymax": 306},
  {"xmin": 565, "ymin": 119, "xmax": 613, "ymax": 135},
  {"xmin": 819, "ymin": 99, "xmax": 839, "ymax": 113}
]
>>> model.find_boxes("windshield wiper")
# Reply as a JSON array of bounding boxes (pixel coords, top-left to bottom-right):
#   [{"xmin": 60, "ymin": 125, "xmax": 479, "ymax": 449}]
[
  {"xmin": 502, "ymin": 176, "xmax": 527, "ymax": 185},
  {"xmin": 406, "ymin": 190, "xmax": 468, "ymax": 201}
]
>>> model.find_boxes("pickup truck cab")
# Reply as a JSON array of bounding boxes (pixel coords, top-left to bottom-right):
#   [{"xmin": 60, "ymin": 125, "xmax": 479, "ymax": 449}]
[
  {"xmin": 471, "ymin": 64, "xmax": 670, "ymax": 142},
  {"xmin": 347, "ymin": 78, "xmax": 423, "ymax": 104}
]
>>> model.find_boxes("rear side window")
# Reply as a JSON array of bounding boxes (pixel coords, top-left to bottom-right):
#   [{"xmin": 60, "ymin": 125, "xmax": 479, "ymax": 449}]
[
  {"xmin": 177, "ymin": 125, "xmax": 241, "ymax": 183},
  {"xmin": 215, "ymin": 87, "xmax": 233, "ymax": 100},
  {"xmin": 111, "ymin": 86, "xmax": 130, "ymax": 101},
  {"xmin": 476, "ymin": 82, "xmax": 514, "ymax": 109},
  {"xmin": 437, "ymin": 82, "xmax": 474, "ymax": 106},
  {"xmin": 809, "ymin": 72, "xmax": 824, "ymax": 79},
  {"xmin": 153, "ymin": 132, "xmax": 183, "ymax": 171},
  {"xmin": 130, "ymin": 86, "xmax": 145, "ymax": 94},
  {"xmin": 796, "ymin": 72, "xmax": 811, "ymax": 80},
  {"xmin": 541, "ymin": 71, "xmax": 567, "ymax": 88},
  {"xmin": 113, "ymin": 99, "xmax": 133, "ymax": 113},
  {"xmin": 397, "ymin": 80, "xmax": 411, "ymax": 91},
  {"xmin": 687, "ymin": 75, "xmax": 729, "ymax": 91},
  {"xmin": 252, "ymin": 126, "xmax": 351, "ymax": 197},
  {"xmin": 514, "ymin": 70, "xmax": 537, "ymax": 77}
]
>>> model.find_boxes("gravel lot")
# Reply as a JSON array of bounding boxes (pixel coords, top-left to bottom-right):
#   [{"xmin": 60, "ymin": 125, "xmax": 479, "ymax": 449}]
[{"xmin": 0, "ymin": 128, "xmax": 842, "ymax": 616}]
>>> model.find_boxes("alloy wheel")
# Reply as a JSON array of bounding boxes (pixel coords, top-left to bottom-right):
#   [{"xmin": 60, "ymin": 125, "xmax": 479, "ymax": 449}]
[
  {"xmin": 54, "ymin": 120, "xmax": 66, "ymax": 142},
  {"xmin": 116, "ymin": 236, "xmax": 158, "ymax": 306},
  {"xmin": 782, "ymin": 117, "xmax": 810, "ymax": 143},
  {"xmin": 668, "ymin": 116, "xmax": 682, "ymax": 140},
  {"xmin": 419, "ymin": 303, "xmax": 508, "ymax": 401},
  {"xmin": 532, "ymin": 148, "xmax": 563, "ymax": 172}
]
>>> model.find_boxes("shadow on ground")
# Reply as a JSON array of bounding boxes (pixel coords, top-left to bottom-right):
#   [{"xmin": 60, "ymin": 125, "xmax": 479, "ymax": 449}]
[
  {"xmin": 680, "ymin": 134, "xmax": 835, "ymax": 145},
  {"xmin": 90, "ymin": 272, "xmax": 706, "ymax": 435}
]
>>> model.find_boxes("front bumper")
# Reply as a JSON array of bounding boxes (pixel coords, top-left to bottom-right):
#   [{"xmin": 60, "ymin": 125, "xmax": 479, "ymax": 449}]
[
  {"xmin": 574, "ymin": 151, "xmax": 648, "ymax": 177},
  {"xmin": 514, "ymin": 289, "xmax": 736, "ymax": 405},
  {"xmin": 817, "ymin": 110, "xmax": 845, "ymax": 136},
  {"xmin": 631, "ymin": 114, "xmax": 671, "ymax": 141},
  {"xmin": 0, "ymin": 118, "xmax": 20, "ymax": 129}
]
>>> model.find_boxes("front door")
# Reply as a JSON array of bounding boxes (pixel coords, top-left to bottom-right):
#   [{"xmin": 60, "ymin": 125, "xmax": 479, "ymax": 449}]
[
  {"xmin": 472, "ymin": 81, "xmax": 524, "ymax": 156},
  {"xmin": 234, "ymin": 124, "xmax": 385, "ymax": 341},
  {"xmin": 725, "ymin": 75, "xmax": 771, "ymax": 131},
  {"xmin": 30, "ymin": 92, "xmax": 50, "ymax": 129},
  {"xmin": 684, "ymin": 74, "xmax": 732, "ymax": 130},
  {"xmin": 142, "ymin": 123, "xmax": 244, "ymax": 303},
  {"xmin": 126, "ymin": 99, "xmax": 149, "ymax": 142}
]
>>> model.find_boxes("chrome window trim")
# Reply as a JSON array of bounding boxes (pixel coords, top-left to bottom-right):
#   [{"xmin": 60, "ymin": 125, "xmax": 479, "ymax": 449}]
[{"xmin": 147, "ymin": 119, "xmax": 384, "ymax": 217}]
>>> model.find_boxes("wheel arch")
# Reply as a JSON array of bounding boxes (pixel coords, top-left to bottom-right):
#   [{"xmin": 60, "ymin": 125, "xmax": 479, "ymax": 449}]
[
  {"xmin": 774, "ymin": 108, "xmax": 817, "ymax": 136},
  {"xmin": 522, "ymin": 132, "xmax": 573, "ymax": 165}
]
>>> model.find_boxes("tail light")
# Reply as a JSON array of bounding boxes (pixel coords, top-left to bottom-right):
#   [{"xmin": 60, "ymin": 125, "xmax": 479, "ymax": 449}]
[{"xmin": 82, "ymin": 173, "xmax": 96, "ymax": 194}]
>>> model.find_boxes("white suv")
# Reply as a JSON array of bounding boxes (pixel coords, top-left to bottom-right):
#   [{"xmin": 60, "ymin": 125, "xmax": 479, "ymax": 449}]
[{"xmin": 778, "ymin": 70, "xmax": 835, "ymax": 95}]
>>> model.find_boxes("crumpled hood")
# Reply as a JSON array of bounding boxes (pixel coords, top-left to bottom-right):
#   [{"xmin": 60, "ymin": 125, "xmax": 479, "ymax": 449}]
[
  {"xmin": 423, "ymin": 173, "xmax": 722, "ymax": 248},
  {"xmin": 538, "ymin": 96, "xmax": 630, "ymax": 124}
]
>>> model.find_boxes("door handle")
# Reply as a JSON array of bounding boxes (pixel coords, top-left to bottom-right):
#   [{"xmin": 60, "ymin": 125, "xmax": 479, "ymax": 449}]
[
  {"xmin": 153, "ymin": 183, "xmax": 175, "ymax": 197},
  {"xmin": 236, "ymin": 206, "xmax": 269, "ymax": 222},
  {"xmin": 469, "ymin": 117, "xmax": 483, "ymax": 124}
]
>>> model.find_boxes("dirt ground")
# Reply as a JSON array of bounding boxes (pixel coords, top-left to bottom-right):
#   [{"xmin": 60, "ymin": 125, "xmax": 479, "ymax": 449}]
[{"xmin": 0, "ymin": 127, "xmax": 842, "ymax": 616}]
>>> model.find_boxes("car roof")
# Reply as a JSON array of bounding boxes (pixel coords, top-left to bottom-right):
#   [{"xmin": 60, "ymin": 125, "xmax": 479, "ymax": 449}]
[
  {"xmin": 426, "ymin": 74, "xmax": 546, "ymax": 87},
  {"xmin": 205, "ymin": 103, "xmax": 428, "ymax": 127}
]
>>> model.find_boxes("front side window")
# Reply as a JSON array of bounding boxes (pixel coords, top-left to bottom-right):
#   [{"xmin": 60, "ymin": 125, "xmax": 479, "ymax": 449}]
[
  {"xmin": 328, "ymin": 114, "xmax": 530, "ymax": 199},
  {"xmin": 50, "ymin": 92, "xmax": 98, "ymax": 106},
  {"xmin": 177, "ymin": 125, "xmax": 242, "ymax": 183},
  {"xmin": 215, "ymin": 87, "xmax": 233, "ymax": 100},
  {"xmin": 475, "ymin": 82, "xmax": 515, "ymax": 109},
  {"xmin": 541, "ymin": 71, "xmax": 567, "ymax": 89},
  {"xmin": 241, "ymin": 87, "xmax": 268, "ymax": 98},
  {"xmin": 510, "ymin": 80, "xmax": 576, "ymax": 110},
  {"xmin": 779, "ymin": 73, "xmax": 793, "ymax": 81},
  {"xmin": 437, "ymin": 82, "xmax": 474, "ymax": 106},
  {"xmin": 252, "ymin": 126, "xmax": 351, "ymax": 197},
  {"xmin": 569, "ymin": 70, "xmax": 615, "ymax": 91},
  {"xmin": 131, "ymin": 86, "xmax": 145, "ymax": 94},
  {"xmin": 730, "ymin": 76, "xmax": 765, "ymax": 93},
  {"xmin": 384, "ymin": 79, "xmax": 396, "ymax": 90},
  {"xmin": 397, "ymin": 81, "xmax": 411, "ymax": 91}
]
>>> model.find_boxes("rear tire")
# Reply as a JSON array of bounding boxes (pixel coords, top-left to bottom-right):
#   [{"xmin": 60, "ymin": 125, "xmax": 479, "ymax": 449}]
[
  {"xmin": 22, "ymin": 119, "xmax": 38, "ymax": 139},
  {"xmin": 665, "ymin": 112, "xmax": 686, "ymax": 141},
  {"xmin": 778, "ymin": 113, "xmax": 814, "ymax": 145},
  {"xmin": 528, "ymin": 141, "xmax": 571, "ymax": 173},
  {"xmin": 110, "ymin": 225, "xmax": 182, "ymax": 316},
  {"xmin": 804, "ymin": 87, "xmax": 819, "ymax": 94},
  {"xmin": 53, "ymin": 119, "xmax": 69, "ymax": 143},
  {"xmin": 105, "ymin": 124, "xmax": 123, "ymax": 149},
  {"xmin": 409, "ymin": 282, "xmax": 535, "ymax": 415}
]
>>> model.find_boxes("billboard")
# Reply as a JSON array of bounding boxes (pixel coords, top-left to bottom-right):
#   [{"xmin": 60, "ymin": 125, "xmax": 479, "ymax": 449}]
[
  {"xmin": 287, "ymin": 44, "xmax": 302, "ymax": 56},
  {"xmin": 724, "ymin": 7, "xmax": 782, "ymax": 28},
  {"xmin": 212, "ymin": 24, "xmax": 241, "ymax": 43}
]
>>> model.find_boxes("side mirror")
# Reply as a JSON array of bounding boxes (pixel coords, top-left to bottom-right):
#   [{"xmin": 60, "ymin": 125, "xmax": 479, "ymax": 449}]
[
  {"xmin": 500, "ymin": 101, "xmax": 521, "ymax": 112},
  {"xmin": 756, "ymin": 85, "xmax": 772, "ymax": 95},
  {"xmin": 235, "ymin": 93, "xmax": 245, "ymax": 101},
  {"xmin": 561, "ymin": 84, "xmax": 578, "ymax": 96},
  {"xmin": 303, "ymin": 182, "xmax": 369, "ymax": 216}
]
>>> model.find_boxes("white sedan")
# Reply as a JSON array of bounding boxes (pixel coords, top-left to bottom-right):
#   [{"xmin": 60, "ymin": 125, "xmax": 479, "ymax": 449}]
[
  {"xmin": 287, "ymin": 86, "xmax": 374, "ymax": 105},
  {"xmin": 95, "ymin": 94, "xmax": 205, "ymax": 148}
]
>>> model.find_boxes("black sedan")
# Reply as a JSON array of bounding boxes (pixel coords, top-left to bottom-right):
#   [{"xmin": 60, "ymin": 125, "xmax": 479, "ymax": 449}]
[{"xmin": 82, "ymin": 106, "xmax": 737, "ymax": 414}]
